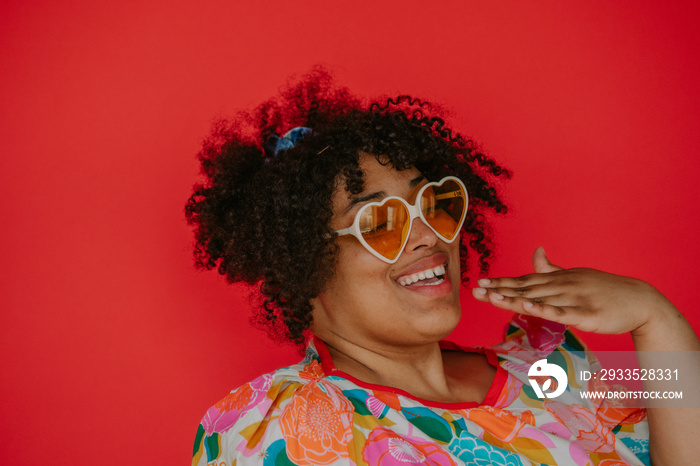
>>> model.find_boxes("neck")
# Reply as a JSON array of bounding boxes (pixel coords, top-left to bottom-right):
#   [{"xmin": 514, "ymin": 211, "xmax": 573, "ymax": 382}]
[{"xmin": 317, "ymin": 331, "xmax": 458, "ymax": 402}]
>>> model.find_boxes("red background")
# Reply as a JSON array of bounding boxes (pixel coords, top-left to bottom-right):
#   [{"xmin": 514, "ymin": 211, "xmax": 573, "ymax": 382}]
[{"xmin": 2, "ymin": 1, "xmax": 699, "ymax": 464}]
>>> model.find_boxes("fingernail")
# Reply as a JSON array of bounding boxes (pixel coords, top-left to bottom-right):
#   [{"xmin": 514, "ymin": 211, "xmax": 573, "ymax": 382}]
[
  {"xmin": 474, "ymin": 287, "xmax": 487, "ymax": 295},
  {"xmin": 478, "ymin": 278, "xmax": 491, "ymax": 286},
  {"xmin": 492, "ymin": 292, "xmax": 504, "ymax": 300},
  {"xmin": 523, "ymin": 301, "xmax": 534, "ymax": 309}
]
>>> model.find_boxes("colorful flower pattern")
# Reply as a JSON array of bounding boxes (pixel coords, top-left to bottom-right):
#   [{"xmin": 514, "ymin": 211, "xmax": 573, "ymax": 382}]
[
  {"xmin": 193, "ymin": 317, "xmax": 649, "ymax": 466},
  {"xmin": 201, "ymin": 372, "xmax": 273, "ymax": 435},
  {"xmin": 363, "ymin": 427, "xmax": 457, "ymax": 465},
  {"xmin": 280, "ymin": 381, "xmax": 355, "ymax": 465},
  {"xmin": 448, "ymin": 430, "xmax": 524, "ymax": 466}
]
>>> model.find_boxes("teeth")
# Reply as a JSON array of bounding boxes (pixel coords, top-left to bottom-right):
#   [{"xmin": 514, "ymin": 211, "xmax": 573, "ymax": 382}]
[{"xmin": 398, "ymin": 265, "xmax": 447, "ymax": 286}]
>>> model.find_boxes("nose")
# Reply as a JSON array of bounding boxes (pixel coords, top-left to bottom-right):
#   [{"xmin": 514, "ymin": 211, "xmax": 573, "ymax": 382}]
[{"xmin": 405, "ymin": 217, "xmax": 439, "ymax": 253}]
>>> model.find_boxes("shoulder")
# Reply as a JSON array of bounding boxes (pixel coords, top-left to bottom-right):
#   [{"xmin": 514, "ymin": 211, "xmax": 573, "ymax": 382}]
[
  {"xmin": 192, "ymin": 344, "xmax": 360, "ymax": 466},
  {"xmin": 490, "ymin": 315, "xmax": 648, "ymax": 438}
]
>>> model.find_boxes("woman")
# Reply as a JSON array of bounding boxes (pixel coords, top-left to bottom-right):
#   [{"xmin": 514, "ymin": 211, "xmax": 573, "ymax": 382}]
[{"xmin": 187, "ymin": 70, "xmax": 699, "ymax": 465}]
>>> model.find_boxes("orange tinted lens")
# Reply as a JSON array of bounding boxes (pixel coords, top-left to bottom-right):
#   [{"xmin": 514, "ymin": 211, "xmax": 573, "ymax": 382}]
[
  {"xmin": 420, "ymin": 180, "xmax": 465, "ymax": 240},
  {"xmin": 358, "ymin": 199, "xmax": 410, "ymax": 260}
]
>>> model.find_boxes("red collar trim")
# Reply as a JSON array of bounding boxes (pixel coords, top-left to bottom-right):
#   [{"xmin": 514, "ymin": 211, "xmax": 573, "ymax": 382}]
[{"xmin": 312, "ymin": 335, "xmax": 508, "ymax": 410}]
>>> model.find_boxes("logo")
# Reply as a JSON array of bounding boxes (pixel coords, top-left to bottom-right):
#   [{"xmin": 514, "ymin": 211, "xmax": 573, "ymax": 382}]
[{"xmin": 528, "ymin": 359, "xmax": 568, "ymax": 399}]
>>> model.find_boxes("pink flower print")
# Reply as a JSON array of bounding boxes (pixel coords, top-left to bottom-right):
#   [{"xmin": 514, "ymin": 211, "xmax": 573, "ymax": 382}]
[
  {"xmin": 513, "ymin": 315, "xmax": 566, "ymax": 352},
  {"xmin": 365, "ymin": 395, "xmax": 389, "ymax": 418},
  {"xmin": 201, "ymin": 373, "xmax": 273, "ymax": 435},
  {"xmin": 493, "ymin": 338, "xmax": 552, "ymax": 368},
  {"xmin": 545, "ymin": 401, "xmax": 616, "ymax": 453},
  {"xmin": 362, "ymin": 426, "xmax": 457, "ymax": 466},
  {"xmin": 492, "ymin": 375, "xmax": 524, "ymax": 408}
]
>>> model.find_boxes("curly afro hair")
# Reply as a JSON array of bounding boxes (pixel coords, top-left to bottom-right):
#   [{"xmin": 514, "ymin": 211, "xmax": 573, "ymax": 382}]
[{"xmin": 185, "ymin": 67, "xmax": 510, "ymax": 348}]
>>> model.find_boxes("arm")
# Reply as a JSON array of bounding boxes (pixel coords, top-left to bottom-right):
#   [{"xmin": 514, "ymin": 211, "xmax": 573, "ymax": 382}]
[
  {"xmin": 473, "ymin": 247, "xmax": 700, "ymax": 465},
  {"xmin": 628, "ymin": 293, "xmax": 700, "ymax": 466}
]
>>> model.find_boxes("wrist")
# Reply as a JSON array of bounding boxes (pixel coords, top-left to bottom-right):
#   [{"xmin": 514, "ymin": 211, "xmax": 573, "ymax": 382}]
[
  {"xmin": 630, "ymin": 287, "xmax": 699, "ymax": 351},
  {"xmin": 629, "ymin": 282, "xmax": 672, "ymax": 337}
]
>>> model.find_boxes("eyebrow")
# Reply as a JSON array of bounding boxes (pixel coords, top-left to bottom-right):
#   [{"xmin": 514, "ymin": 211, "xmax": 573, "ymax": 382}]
[{"xmin": 343, "ymin": 174, "xmax": 426, "ymax": 215}]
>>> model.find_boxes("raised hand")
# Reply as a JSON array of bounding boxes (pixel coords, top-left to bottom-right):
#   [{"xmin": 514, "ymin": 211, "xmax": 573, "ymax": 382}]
[
  {"xmin": 474, "ymin": 247, "xmax": 700, "ymax": 464},
  {"xmin": 471, "ymin": 247, "xmax": 674, "ymax": 335}
]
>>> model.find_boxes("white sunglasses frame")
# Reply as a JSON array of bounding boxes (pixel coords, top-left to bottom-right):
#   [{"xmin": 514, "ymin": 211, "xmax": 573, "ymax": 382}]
[{"xmin": 333, "ymin": 176, "xmax": 469, "ymax": 263}]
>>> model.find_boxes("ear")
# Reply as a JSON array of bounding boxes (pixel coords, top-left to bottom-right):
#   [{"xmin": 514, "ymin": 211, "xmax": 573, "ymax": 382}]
[{"xmin": 532, "ymin": 247, "xmax": 563, "ymax": 273}]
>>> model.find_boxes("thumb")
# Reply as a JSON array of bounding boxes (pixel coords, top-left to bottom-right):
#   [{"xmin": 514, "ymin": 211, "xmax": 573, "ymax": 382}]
[{"xmin": 532, "ymin": 246, "xmax": 563, "ymax": 273}]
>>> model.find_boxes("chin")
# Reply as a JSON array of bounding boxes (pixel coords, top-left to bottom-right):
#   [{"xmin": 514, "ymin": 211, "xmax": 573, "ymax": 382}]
[{"xmin": 417, "ymin": 307, "xmax": 461, "ymax": 342}]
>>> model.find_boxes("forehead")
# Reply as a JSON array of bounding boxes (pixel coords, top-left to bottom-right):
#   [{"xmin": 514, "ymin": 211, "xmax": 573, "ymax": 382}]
[
  {"xmin": 360, "ymin": 154, "xmax": 421, "ymax": 187},
  {"xmin": 332, "ymin": 154, "xmax": 422, "ymax": 215}
]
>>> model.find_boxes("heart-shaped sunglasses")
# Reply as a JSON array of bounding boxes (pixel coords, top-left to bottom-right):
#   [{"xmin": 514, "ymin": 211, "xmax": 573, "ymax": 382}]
[{"xmin": 334, "ymin": 176, "xmax": 468, "ymax": 263}]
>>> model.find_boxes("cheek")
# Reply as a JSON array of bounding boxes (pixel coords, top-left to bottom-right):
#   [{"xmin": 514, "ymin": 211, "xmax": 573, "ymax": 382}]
[
  {"xmin": 333, "ymin": 244, "xmax": 393, "ymax": 297},
  {"xmin": 319, "ymin": 255, "xmax": 395, "ymax": 331}
]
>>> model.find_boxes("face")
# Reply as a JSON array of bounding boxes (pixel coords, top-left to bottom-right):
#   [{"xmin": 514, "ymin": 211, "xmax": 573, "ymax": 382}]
[{"xmin": 310, "ymin": 154, "xmax": 463, "ymax": 350}]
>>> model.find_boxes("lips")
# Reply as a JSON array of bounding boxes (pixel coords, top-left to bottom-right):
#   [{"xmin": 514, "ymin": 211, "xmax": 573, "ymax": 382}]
[
  {"xmin": 394, "ymin": 253, "xmax": 449, "ymax": 287},
  {"xmin": 398, "ymin": 264, "xmax": 446, "ymax": 286}
]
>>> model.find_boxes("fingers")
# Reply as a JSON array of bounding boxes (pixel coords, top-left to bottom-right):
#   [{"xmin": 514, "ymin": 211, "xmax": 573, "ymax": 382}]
[
  {"xmin": 475, "ymin": 272, "xmax": 560, "ymax": 290},
  {"xmin": 473, "ymin": 286, "xmax": 567, "ymax": 308},
  {"xmin": 471, "ymin": 246, "xmax": 581, "ymax": 324},
  {"xmin": 472, "ymin": 286, "xmax": 579, "ymax": 325},
  {"xmin": 476, "ymin": 281, "xmax": 557, "ymax": 300}
]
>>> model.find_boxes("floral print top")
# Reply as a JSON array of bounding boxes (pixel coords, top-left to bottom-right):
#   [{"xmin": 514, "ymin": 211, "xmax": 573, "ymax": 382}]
[{"xmin": 192, "ymin": 316, "xmax": 650, "ymax": 466}]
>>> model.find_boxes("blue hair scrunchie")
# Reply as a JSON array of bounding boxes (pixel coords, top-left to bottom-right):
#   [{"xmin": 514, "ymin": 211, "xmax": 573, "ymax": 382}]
[{"xmin": 263, "ymin": 126, "xmax": 313, "ymax": 160}]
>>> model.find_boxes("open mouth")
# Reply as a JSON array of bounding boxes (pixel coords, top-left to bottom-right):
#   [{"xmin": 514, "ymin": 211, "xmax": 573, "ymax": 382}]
[{"xmin": 398, "ymin": 264, "xmax": 447, "ymax": 287}]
